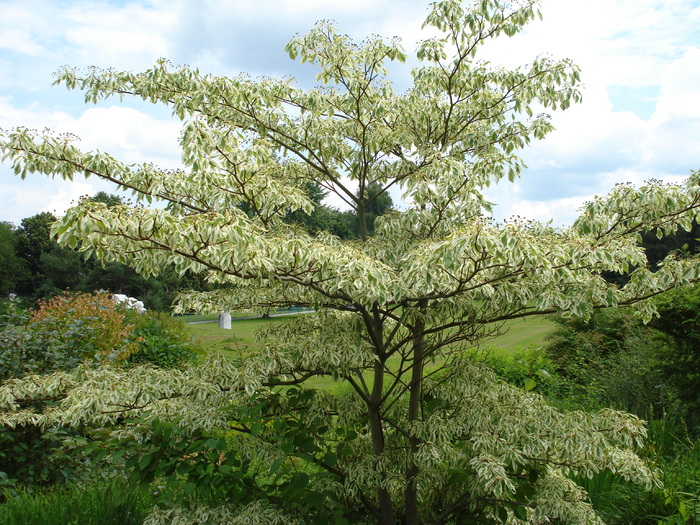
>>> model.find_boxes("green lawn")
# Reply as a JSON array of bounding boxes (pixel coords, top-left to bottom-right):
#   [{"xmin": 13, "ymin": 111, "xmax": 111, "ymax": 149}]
[
  {"xmin": 481, "ymin": 316, "xmax": 555, "ymax": 351},
  {"xmin": 186, "ymin": 313, "xmax": 555, "ymax": 358},
  {"xmin": 185, "ymin": 313, "xmax": 556, "ymax": 394},
  {"xmin": 187, "ymin": 316, "xmax": 282, "ymax": 357}
]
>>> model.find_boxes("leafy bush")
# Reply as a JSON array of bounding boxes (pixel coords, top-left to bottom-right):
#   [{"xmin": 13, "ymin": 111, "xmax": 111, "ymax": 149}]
[
  {"xmin": 0, "ymin": 291, "xmax": 199, "ymax": 380},
  {"xmin": 0, "ymin": 292, "xmax": 138, "ymax": 380},
  {"xmin": 0, "ymin": 292, "xmax": 199, "ymax": 497},
  {"xmin": 544, "ymin": 308, "xmax": 677, "ymax": 417},
  {"xmin": 115, "ymin": 404, "xmax": 381, "ymax": 523},
  {"xmin": 481, "ymin": 345, "xmax": 563, "ymax": 398},
  {"xmin": 544, "ymin": 286, "xmax": 700, "ymax": 434},
  {"xmin": 126, "ymin": 312, "xmax": 199, "ymax": 369},
  {"xmin": 0, "ymin": 295, "xmax": 30, "ymax": 329}
]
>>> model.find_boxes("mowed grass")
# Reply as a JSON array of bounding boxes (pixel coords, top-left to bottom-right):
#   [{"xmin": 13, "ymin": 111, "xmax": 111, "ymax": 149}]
[
  {"xmin": 185, "ymin": 314, "xmax": 556, "ymax": 394},
  {"xmin": 481, "ymin": 316, "xmax": 556, "ymax": 351},
  {"xmin": 186, "ymin": 313, "xmax": 556, "ymax": 359},
  {"xmin": 185, "ymin": 314, "xmax": 556, "ymax": 393},
  {"xmin": 187, "ymin": 316, "xmax": 282, "ymax": 357}
]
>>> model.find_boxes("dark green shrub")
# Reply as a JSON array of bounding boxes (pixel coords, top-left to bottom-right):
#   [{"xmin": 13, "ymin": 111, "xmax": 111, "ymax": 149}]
[
  {"xmin": 539, "ymin": 299, "xmax": 700, "ymax": 523},
  {"xmin": 650, "ymin": 284, "xmax": 700, "ymax": 433},
  {"xmin": 0, "ymin": 425, "xmax": 90, "ymax": 498},
  {"xmin": 544, "ymin": 309, "xmax": 677, "ymax": 417},
  {"xmin": 481, "ymin": 345, "xmax": 563, "ymax": 399},
  {"xmin": 0, "ymin": 292, "xmax": 199, "ymax": 497},
  {"xmin": 126, "ymin": 312, "xmax": 199, "ymax": 368}
]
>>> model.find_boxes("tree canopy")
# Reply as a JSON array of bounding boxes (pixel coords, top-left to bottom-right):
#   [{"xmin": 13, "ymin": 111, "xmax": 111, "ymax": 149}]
[
  {"xmin": 0, "ymin": 222, "xmax": 26, "ymax": 296},
  {"xmin": 1, "ymin": 0, "xmax": 700, "ymax": 523}
]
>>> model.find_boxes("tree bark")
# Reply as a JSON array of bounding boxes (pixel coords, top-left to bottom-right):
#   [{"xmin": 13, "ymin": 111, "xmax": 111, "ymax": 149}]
[
  {"xmin": 367, "ymin": 314, "xmax": 394, "ymax": 524},
  {"xmin": 358, "ymin": 201, "xmax": 368, "ymax": 241},
  {"xmin": 368, "ymin": 396, "xmax": 394, "ymax": 525},
  {"xmin": 405, "ymin": 307, "xmax": 426, "ymax": 525}
]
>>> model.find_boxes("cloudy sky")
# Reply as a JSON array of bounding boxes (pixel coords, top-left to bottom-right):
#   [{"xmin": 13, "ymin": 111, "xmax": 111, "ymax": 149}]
[{"xmin": 1, "ymin": 0, "xmax": 699, "ymax": 227}]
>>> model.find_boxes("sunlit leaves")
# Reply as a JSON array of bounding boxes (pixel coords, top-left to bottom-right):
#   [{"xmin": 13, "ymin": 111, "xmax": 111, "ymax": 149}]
[{"xmin": 574, "ymin": 176, "xmax": 700, "ymax": 241}]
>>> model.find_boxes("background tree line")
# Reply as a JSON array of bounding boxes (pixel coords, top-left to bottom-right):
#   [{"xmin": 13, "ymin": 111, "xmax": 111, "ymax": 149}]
[
  {"xmin": 0, "ymin": 187, "xmax": 393, "ymax": 310},
  {"xmin": 0, "ymin": 209, "xmax": 196, "ymax": 311},
  {"xmin": 1, "ymin": 193, "xmax": 187, "ymax": 309}
]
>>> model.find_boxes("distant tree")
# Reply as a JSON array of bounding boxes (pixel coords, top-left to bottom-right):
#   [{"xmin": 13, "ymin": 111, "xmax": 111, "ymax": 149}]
[
  {"xmin": 90, "ymin": 191, "xmax": 124, "ymax": 207},
  {"xmin": 288, "ymin": 182, "xmax": 393, "ymax": 239},
  {"xmin": 6, "ymin": 194, "xmax": 200, "ymax": 309},
  {"xmin": 78, "ymin": 260, "xmax": 205, "ymax": 311},
  {"xmin": 284, "ymin": 182, "xmax": 354, "ymax": 238},
  {"xmin": 14, "ymin": 212, "xmax": 56, "ymax": 282},
  {"xmin": 36, "ymin": 247, "xmax": 84, "ymax": 296},
  {"xmin": 347, "ymin": 182, "xmax": 394, "ymax": 237},
  {"xmin": 13, "ymin": 212, "xmax": 82, "ymax": 298},
  {"xmin": 642, "ymin": 220, "xmax": 700, "ymax": 270},
  {"xmin": 0, "ymin": 222, "xmax": 27, "ymax": 296},
  {"xmin": 604, "ymin": 218, "xmax": 700, "ymax": 285}
]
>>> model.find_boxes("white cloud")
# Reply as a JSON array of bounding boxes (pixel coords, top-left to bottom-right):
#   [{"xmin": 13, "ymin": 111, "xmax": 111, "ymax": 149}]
[
  {"xmin": 494, "ymin": 194, "xmax": 593, "ymax": 227},
  {"xmin": 479, "ymin": 1, "xmax": 700, "ymax": 223},
  {"xmin": 0, "ymin": 97, "xmax": 182, "ymax": 224},
  {"xmin": 61, "ymin": 4, "xmax": 175, "ymax": 66},
  {"xmin": 71, "ymin": 106, "xmax": 182, "ymax": 167},
  {"xmin": 0, "ymin": 178, "xmax": 106, "ymax": 225},
  {"xmin": 0, "ymin": 0, "xmax": 178, "ymax": 73},
  {"xmin": 660, "ymin": 48, "xmax": 700, "ymax": 97},
  {"xmin": 1, "ymin": 98, "xmax": 182, "ymax": 166},
  {"xmin": 206, "ymin": 0, "xmax": 394, "ymax": 17},
  {"xmin": 0, "ymin": 29, "xmax": 45, "ymax": 56},
  {"xmin": 41, "ymin": 181, "xmax": 100, "ymax": 216},
  {"xmin": 1, "ymin": 0, "xmax": 699, "ymax": 226},
  {"xmin": 0, "ymin": 96, "xmax": 72, "ymax": 128}
]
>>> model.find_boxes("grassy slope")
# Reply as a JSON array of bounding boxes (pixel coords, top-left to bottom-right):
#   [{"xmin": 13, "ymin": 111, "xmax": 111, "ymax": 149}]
[
  {"xmin": 187, "ymin": 314, "xmax": 556, "ymax": 357},
  {"xmin": 186, "ymin": 317, "xmax": 282, "ymax": 357},
  {"xmin": 481, "ymin": 316, "xmax": 555, "ymax": 351},
  {"xmin": 186, "ymin": 313, "xmax": 556, "ymax": 394}
]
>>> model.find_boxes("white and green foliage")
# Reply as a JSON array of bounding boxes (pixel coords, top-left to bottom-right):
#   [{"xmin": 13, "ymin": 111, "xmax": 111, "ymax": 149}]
[{"xmin": 2, "ymin": 0, "xmax": 700, "ymax": 522}]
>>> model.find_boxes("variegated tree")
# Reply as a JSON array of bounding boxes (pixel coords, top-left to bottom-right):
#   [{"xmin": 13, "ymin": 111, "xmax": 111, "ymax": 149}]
[{"xmin": 2, "ymin": 0, "xmax": 700, "ymax": 523}]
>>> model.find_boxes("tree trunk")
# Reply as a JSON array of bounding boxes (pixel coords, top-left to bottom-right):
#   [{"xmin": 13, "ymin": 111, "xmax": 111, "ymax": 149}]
[
  {"xmin": 367, "ymin": 313, "xmax": 394, "ymax": 524},
  {"xmin": 405, "ymin": 309, "xmax": 426, "ymax": 525},
  {"xmin": 358, "ymin": 202, "xmax": 368, "ymax": 241},
  {"xmin": 369, "ymin": 396, "xmax": 395, "ymax": 524}
]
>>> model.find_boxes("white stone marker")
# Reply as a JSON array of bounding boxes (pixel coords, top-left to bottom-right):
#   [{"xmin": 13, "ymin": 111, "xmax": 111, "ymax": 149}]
[{"xmin": 218, "ymin": 311, "xmax": 232, "ymax": 329}]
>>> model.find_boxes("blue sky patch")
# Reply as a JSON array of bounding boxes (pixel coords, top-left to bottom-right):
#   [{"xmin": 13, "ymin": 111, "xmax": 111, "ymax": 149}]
[{"xmin": 607, "ymin": 84, "xmax": 660, "ymax": 121}]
